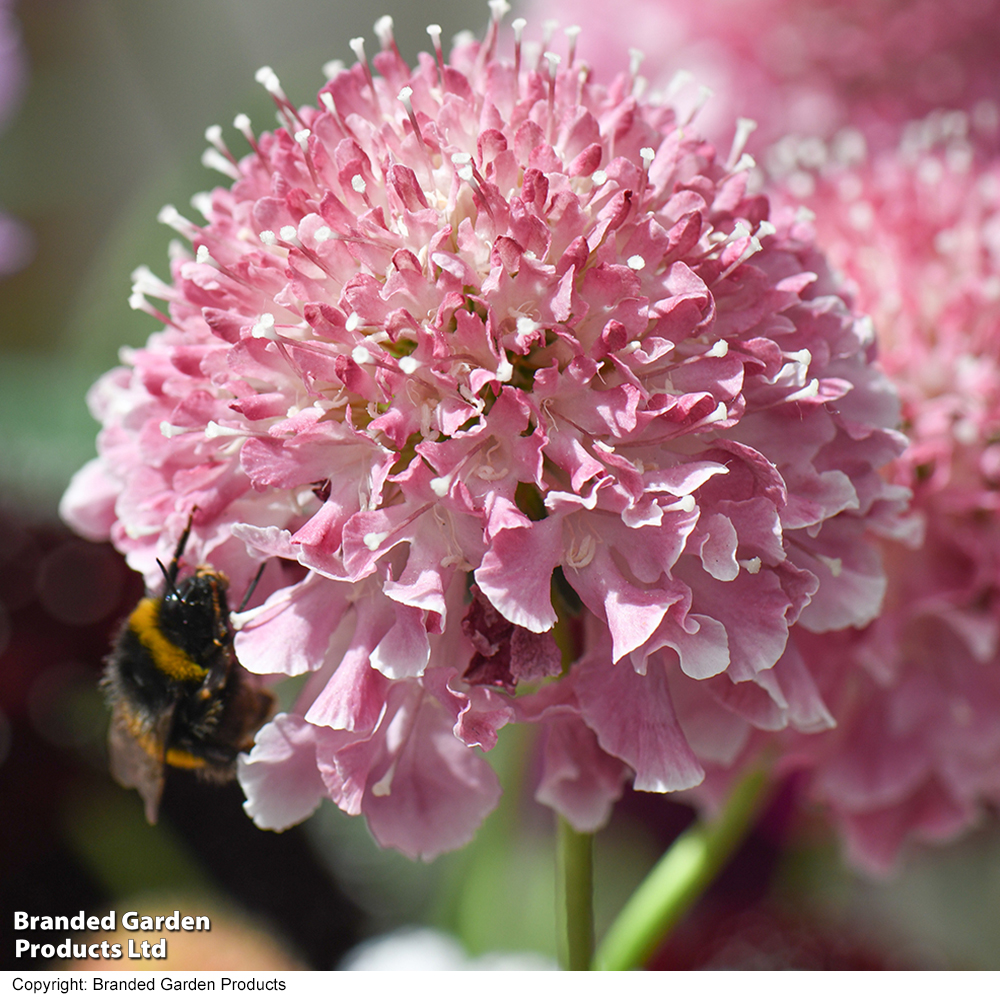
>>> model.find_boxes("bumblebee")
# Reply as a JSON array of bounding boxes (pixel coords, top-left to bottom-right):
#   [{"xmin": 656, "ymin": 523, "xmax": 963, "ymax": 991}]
[{"xmin": 102, "ymin": 514, "xmax": 274, "ymax": 823}]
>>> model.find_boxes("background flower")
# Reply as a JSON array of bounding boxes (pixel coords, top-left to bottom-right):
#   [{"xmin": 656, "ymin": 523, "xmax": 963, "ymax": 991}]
[
  {"xmin": 753, "ymin": 117, "xmax": 1000, "ymax": 874},
  {"xmin": 527, "ymin": 0, "xmax": 1000, "ymax": 154},
  {"xmin": 0, "ymin": 0, "xmax": 32, "ymax": 277}
]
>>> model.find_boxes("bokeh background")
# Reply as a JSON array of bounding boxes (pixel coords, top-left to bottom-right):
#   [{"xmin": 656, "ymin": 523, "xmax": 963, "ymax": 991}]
[{"xmin": 3, "ymin": 0, "xmax": 1000, "ymax": 971}]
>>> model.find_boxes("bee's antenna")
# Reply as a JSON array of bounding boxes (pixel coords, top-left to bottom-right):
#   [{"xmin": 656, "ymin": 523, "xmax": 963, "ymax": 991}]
[
  {"xmin": 156, "ymin": 558, "xmax": 178, "ymax": 597},
  {"xmin": 165, "ymin": 508, "xmax": 198, "ymax": 587},
  {"xmin": 237, "ymin": 563, "xmax": 267, "ymax": 614}
]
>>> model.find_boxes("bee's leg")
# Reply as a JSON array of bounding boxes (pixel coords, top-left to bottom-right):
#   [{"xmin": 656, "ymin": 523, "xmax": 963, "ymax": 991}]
[
  {"xmin": 203, "ymin": 644, "xmax": 235, "ymax": 694},
  {"xmin": 236, "ymin": 562, "xmax": 267, "ymax": 613}
]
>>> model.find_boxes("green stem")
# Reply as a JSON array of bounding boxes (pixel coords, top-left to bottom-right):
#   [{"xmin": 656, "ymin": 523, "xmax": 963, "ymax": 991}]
[
  {"xmin": 593, "ymin": 767, "xmax": 769, "ymax": 971},
  {"xmin": 556, "ymin": 816, "xmax": 595, "ymax": 970}
]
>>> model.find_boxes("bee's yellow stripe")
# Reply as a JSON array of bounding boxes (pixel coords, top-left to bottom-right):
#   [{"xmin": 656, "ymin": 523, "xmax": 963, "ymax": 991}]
[
  {"xmin": 128, "ymin": 597, "xmax": 207, "ymax": 683},
  {"xmin": 164, "ymin": 747, "xmax": 209, "ymax": 770},
  {"xmin": 123, "ymin": 702, "xmax": 207, "ymax": 771}
]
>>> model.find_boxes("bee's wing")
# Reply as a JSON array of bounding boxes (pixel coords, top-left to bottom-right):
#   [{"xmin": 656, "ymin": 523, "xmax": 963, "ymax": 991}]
[{"xmin": 107, "ymin": 702, "xmax": 173, "ymax": 824}]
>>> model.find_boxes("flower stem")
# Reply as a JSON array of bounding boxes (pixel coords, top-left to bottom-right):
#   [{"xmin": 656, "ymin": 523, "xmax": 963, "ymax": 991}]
[
  {"xmin": 556, "ymin": 816, "xmax": 594, "ymax": 970},
  {"xmin": 593, "ymin": 767, "xmax": 769, "ymax": 971}
]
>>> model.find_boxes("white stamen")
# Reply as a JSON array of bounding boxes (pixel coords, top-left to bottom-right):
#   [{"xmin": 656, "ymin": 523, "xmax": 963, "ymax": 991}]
[
  {"xmin": 739, "ymin": 556, "xmax": 762, "ymax": 574},
  {"xmin": 294, "ymin": 128, "xmax": 311, "ymax": 153},
  {"xmin": 349, "ymin": 37, "xmax": 367, "ymax": 64},
  {"xmin": 702, "ymin": 401, "xmax": 729, "ymax": 424},
  {"xmin": 566, "ymin": 534, "xmax": 597, "ymax": 569},
  {"xmin": 495, "ymin": 356, "xmax": 513, "ymax": 383},
  {"xmin": 279, "ymin": 225, "xmax": 298, "ymax": 243},
  {"xmin": 683, "ymin": 85, "xmax": 714, "ymax": 127},
  {"xmin": 730, "ymin": 222, "xmax": 751, "ymax": 243},
  {"xmin": 204, "ymin": 421, "xmax": 245, "ymax": 439},
  {"xmin": 426, "ymin": 24, "xmax": 442, "ymax": 49},
  {"xmin": 640, "ymin": 146, "xmax": 655, "ymax": 170},
  {"xmin": 351, "ymin": 174, "xmax": 367, "ymax": 194},
  {"xmin": 591, "ymin": 169, "xmax": 607, "ymax": 186},
  {"xmin": 190, "ymin": 192, "xmax": 213, "ymax": 220},
  {"xmin": 352, "ymin": 345, "xmax": 373, "ymax": 365},
  {"xmin": 233, "ymin": 113, "xmax": 252, "ymax": 137},
  {"xmin": 706, "ymin": 339, "xmax": 729, "ymax": 358},
  {"xmin": 364, "ymin": 531, "xmax": 388, "ymax": 551},
  {"xmin": 259, "ymin": 230, "xmax": 277, "ymax": 246},
  {"xmin": 565, "ymin": 25, "xmax": 581, "ymax": 59},
  {"xmin": 160, "ymin": 422, "xmax": 195, "ymax": 439},
  {"xmin": 345, "ymin": 312, "xmax": 362, "ymax": 332},
  {"xmin": 314, "ymin": 226, "xmax": 332, "ymax": 243},
  {"xmin": 727, "ymin": 117, "xmax": 758, "ymax": 169},
  {"xmin": 511, "ymin": 17, "xmax": 526, "ymax": 42},
  {"xmin": 252, "ymin": 313, "xmax": 277, "ymax": 339},
  {"xmin": 786, "ymin": 379, "xmax": 820, "ymax": 401},
  {"xmin": 430, "ymin": 476, "xmax": 451, "ymax": 497},
  {"xmin": 398, "ymin": 86, "xmax": 413, "ymax": 109},
  {"xmin": 544, "ymin": 51, "xmax": 561, "ymax": 77},
  {"xmin": 254, "ymin": 66, "xmax": 286, "ymax": 101},
  {"xmin": 130, "ymin": 265, "xmax": 171, "ymax": 299},
  {"xmin": 371, "ymin": 760, "xmax": 396, "ymax": 797},
  {"xmin": 489, "ymin": 0, "xmax": 511, "ymax": 20},
  {"xmin": 627, "ymin": 255, "xmax": 645, "ymax": 270},
  {"xmin": 516, "ymin": 316, "xmax": 539, "ymax": 337},
  {"xmin": 665, "ymin": 69, "xmax": 693, "ymax": 100},
  {"xmin": 321, "ymin": 61, "xmax": 345, "ymax": 82},
  {"xmin": 195, "ymin": 245, "xmax": 215, "ymax": 265},
  {"xmin": 157, "ymin": 204, "xmax": 198, "ymax": 239},
  {"xmin": 664, "ymin": 494, "xmax": 697, "ymax": 513},
  {"xmin": 398, "ymin": 356, "xmax": 419, "ymax": 375},
  {"xmin": 374, "ymin": 15, "xmax": 394, "ymax": 48},
  {"xmin": 204, "ymin": 124, "xmax": 225, "ymax": 149}
]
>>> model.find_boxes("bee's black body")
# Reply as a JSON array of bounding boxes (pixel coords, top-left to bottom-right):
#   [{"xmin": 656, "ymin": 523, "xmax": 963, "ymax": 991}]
[{"xmin": 102, "ymin": 514, "xmax": 273, "ymax": 823}]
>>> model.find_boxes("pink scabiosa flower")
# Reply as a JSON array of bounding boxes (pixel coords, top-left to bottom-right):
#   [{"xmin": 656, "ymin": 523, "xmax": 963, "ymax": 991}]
[
  {"xmin": 528, "ymin": 0, "xmax": 1000, "ymax": 153},
  {"xmin": 61, "ymin": 9, "xmax": 905, "ymax": 859},
  {"xmin": 753, "ymin": 116, "xmax": 1000, "ymax": 874},
  {"xmin": 0, "ymin": 0, "xmax": 32, "ymax": 276}
]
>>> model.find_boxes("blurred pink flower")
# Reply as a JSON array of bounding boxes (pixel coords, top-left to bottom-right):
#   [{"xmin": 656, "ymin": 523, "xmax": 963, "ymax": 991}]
[
  {"xmin": 528, "ymin": 0, "xmax": 1000, "ymax": 153},
  {"xmin": 759, "ymin": 120, "xmax": 1000, "ymax": 873},
  {"xmin": 0, "ymin": 0, "xmax": 33, "ymax": 276},
  {"xmin": 61, "ymin": 12, "xmax": 905, "ymax": 858}
]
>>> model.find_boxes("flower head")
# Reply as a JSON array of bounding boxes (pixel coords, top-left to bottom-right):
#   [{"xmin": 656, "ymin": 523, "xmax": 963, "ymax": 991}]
[
  {"xmin": 529, "ymin": 0, "xmax": 1000, "ymax": 153},
  {"xmin": 61, "ymin": 11, "xmax": 905, "ymax": 858},
  {"xmin": 750, "ymin": 119, "xmax": 1000, "ymax": 873}
]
